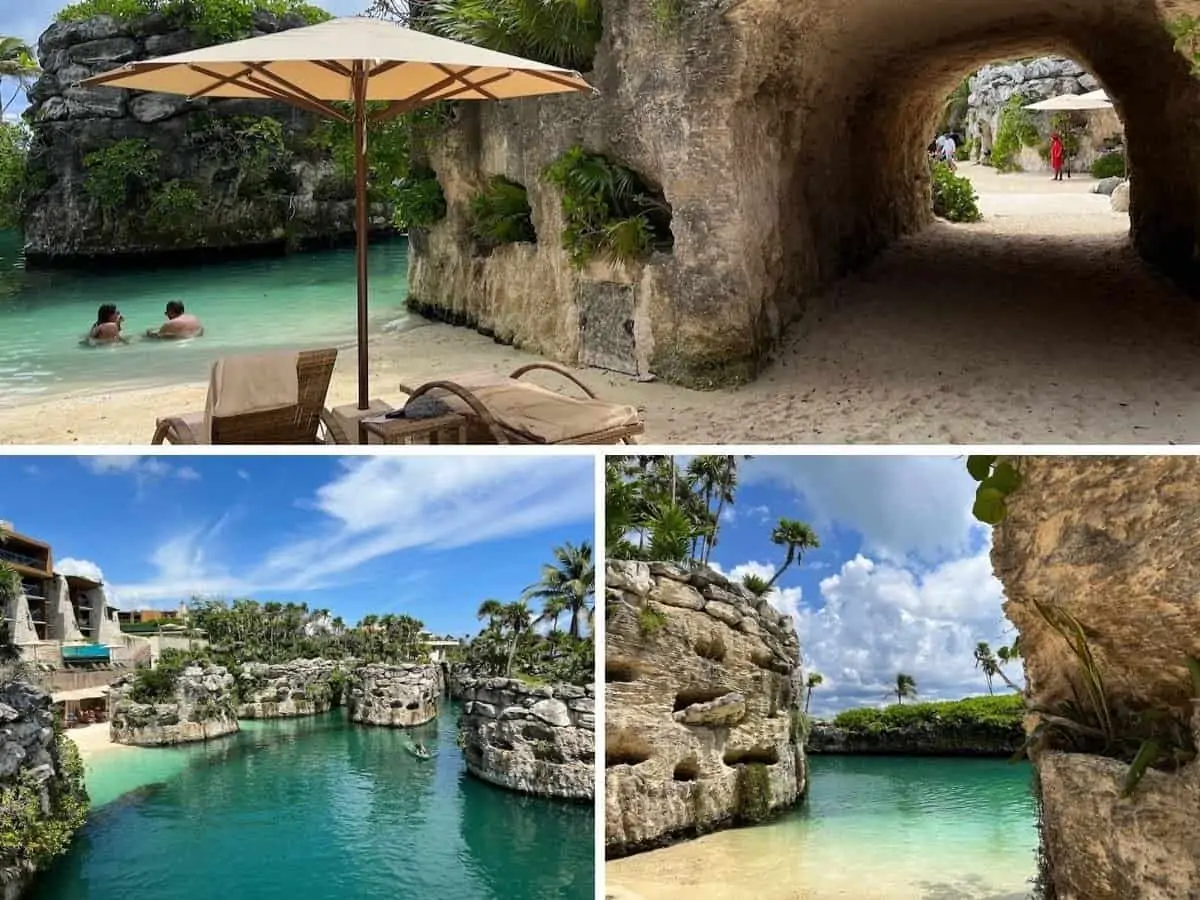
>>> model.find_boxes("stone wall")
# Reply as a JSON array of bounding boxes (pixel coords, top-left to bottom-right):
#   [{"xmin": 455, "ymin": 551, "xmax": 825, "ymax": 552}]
[
  {"xmin": 806, "ymin": 719, "xmax": 1021, "ymax": 756},
  {"xmin": 604, "ymin": 560, "xmax": 807, "ymax": 858},
  {"xmin": 0, "ymin": 680, "xmax": 87, "ymax": 900},
  {"xmin": 457, "ymin": 675, "xmax": 594, "ymax": 801},
  {"xmin": 109, "ymin": 663, "xmax": 239, "ymax": 746},
  {"xmin": 236, "ymin": 658, "xmax": 346, "ymax": 719},
  {"xmin": 992, "ymin": 456, "xmax": 1200, "ymax": 900},
  {"xmin": 347, "ymin": 663, "xmax": 442, "ymax": 728},
  {"xmin": 966, "ymin": 58, "xmax": 1124, "ymax": 171},
  {"xmin": 22, "ymin": 13, "xmax": 388, "ymax": 264}
]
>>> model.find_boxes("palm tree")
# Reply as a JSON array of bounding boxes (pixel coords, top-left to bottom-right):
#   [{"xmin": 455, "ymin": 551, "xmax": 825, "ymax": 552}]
[
  {"xmin": 0, "ymin": 37, "xmax": 38, "ymax": 114},
  {"xmin": 804, "ymin": 672, "xmax": 823, "ymax": 714},
  {"xmin": 501, "ymin": 599, "xmax": 532, "ymax": 676},
  {"xmin": 740, "ymin": 573, "xmax": 771, "ymax": 598},
  {"xmin": 766, "ymin": 518, "xmax": 820, "ymax": 588},
  {"xmin": 893, "ymin": 673, "xmax": 918, "ymax": 705},
  {"xmin": 974, "ymin": 641, "xmax": 998, "ymax": 695},
  {"xmin": 523, "ymin": 541, "xmax": 594, "ymax": 640},
  {"xmin": 994, "ymin": 638, "xmax": 1022, "ymax": 691},
  {"xmin": 703, "ymin": 455, "xmax": 744, "ymax": 565}
]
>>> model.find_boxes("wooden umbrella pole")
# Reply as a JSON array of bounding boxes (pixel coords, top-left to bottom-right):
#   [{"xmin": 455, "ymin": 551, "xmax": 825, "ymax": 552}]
[{"xmin": 353, "ymin": 61, "xmax": 371, "ymax": 411}]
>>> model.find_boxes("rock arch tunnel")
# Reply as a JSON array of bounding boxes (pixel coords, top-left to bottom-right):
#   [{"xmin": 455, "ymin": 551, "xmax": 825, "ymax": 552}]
[{"xmin": 409, "ymin": 0, "xmax": 1200, "ymax": 401}]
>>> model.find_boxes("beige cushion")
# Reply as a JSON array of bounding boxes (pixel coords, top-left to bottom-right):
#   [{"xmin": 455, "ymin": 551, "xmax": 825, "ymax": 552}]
[
  {"xmin": 205, "ymin": 351, "xmax": 300, "ymax": 441},
  {"xmin": 469, "ymin": 382, "xmax": 640, "ymax": 443}
]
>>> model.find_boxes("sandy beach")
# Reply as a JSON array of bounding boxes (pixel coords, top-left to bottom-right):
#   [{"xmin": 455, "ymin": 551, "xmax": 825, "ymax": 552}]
[
  {"xmin": 3, "ymin": 166, "xmax": 1195, "ymax": 445},
  {"xmin": 65, "ymin": 722, "xmax": 131, "ymax": 762}
]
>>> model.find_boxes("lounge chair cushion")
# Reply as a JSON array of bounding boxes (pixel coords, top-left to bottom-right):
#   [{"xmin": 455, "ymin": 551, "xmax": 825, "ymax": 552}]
[
  {"xmin": 469, "ymin": 382, "xmax": 640, "ymax": 443},
  {"xmin": 205, "ymin": 351, "xmax": 300, "ymax": 440}
]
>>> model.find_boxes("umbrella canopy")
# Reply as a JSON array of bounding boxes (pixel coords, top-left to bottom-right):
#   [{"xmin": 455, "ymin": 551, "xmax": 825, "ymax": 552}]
[
  {"xmin": 81, "ymin": 17, "xmax": 594, "ymax": 412},
  {"xmin": 1023, "ymin": 93, "xmax": 1113, "ymax": 111},
  {"xmin": 1079, "ymin": 88, "xmax": 1110, "ymax": 102}
]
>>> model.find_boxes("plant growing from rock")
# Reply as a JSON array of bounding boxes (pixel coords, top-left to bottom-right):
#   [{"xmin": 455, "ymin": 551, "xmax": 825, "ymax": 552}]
[
  {"xmin": 393, "ymin": 168, "xmax": 447, "ymax": 230},
  {"xmin": 146, "ymin": 180, "xmax": 204, "ymax": 241},
  {"xmin": 930, "ymin": 160, "xmax": 982, "ymax": 223},
  {"xmin": 966, "ymin": 455, "xmax": 1023, "ymax": 525},
  {"xmin": 83, "ymin": 139, "xmax": 162, "ymax": 211},
  {"xmin": 0, "ymin": 731, "xmax": 88, "ymax": 873},
  {"xmin": 542, "ymin": 146, "xmax": 673, "ymax": 267},
  {"xmin": 420, "ymin": 0, "xmax": 603, "ymax": 71},
  {"xmin": 57, "ymin": 0, "xmax": 331, "ymax": 44},
  {"xmin": 469, "ymin": 176, "xmax": 536, "ymax": 251},
  {"xmin": 636, "ymin": 604, "xmax": 667, "ymax": 637},
  {"xmin": 991, "ymin": 93, "xmax": 1040, "ymax": 173}
]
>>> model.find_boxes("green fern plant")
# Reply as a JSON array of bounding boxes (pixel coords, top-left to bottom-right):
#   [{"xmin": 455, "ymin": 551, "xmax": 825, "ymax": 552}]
[
  {"xmin": 469, "ymin": 176, "xmax": 536, "ymax": 249},
  {"xmin": 393, "ymin": 168, "xmax": 447, "ymax": 229},
  {"xmin": 420, "ymin": 0, "xmax": 603, "ymax": 71}
]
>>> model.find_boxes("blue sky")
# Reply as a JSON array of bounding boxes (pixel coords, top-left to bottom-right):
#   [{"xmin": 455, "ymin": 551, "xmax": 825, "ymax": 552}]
[
  {"xmin": 1, "ymin": 0, "xmax": 375, "ymax": 117},
  {"xmin": 698, "ymin": 456, "xmax": 1022, "ymax": 716},
  {"xmin": 0, "ymin": 454, "xmax": 595, "ymax": 638}
]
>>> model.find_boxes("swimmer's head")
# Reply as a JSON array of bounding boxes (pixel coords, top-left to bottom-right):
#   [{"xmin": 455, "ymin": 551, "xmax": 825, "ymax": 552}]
[
  {"xmin": 96, "ymin": 303, "xmax": 119, "ymax": 325},
  {"xmin": 165, "ymin": 300, "xmax": 185, "ymax": 319}
]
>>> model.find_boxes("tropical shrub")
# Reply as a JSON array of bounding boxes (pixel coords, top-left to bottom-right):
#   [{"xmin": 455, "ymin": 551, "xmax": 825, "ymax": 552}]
[
  {"xmin": 0, "ymin": 122, "xmax": 27, "ymax": 230},
  {"xmin": 0, "ymin": 732, "xmax": 88, "ymax": 871},
  {"xmin": 393, "ymin": 168, "xmax": 446, "ymax": 229},
  {"xmin": 420, "ymin": 0, "xmax": 603, "ymax": 71},
  {"xmin": 83, "ymin": 139, "xmax": 162, "ymax": 210},
  {"xmin": 542, "ymin": 146, "xmax": 673, "ymax": 266},
  {"xmin": 831, "ymin": 694, "xmax": 1024, "ymax": 734},
  {"xmin": 991, "ymin": 94, "xmax": 1039, "ymax": 173},
  {"xmin": 469, "ymin": 176, "xmax": 536, "ymax": 250},
  {"xmin": 57, "ymin": 0, "xmax": 330, "ymax": 44},
  {"xmin": 1091, "ymin": 151, "xmax": 1126, "ymax": 180},
  {"xmin": 146, "ymin": 180, "xmax": 203, "ymax": 235},
  {"xmin": 930, "ymin": 160, "xmax": 982, "ymax": 223}
]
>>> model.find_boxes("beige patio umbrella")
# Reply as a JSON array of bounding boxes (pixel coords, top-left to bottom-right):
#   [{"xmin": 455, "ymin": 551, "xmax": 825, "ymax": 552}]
[{"xmin": 81, "ymin": 17, "xmax": 593, "ymax": 410}]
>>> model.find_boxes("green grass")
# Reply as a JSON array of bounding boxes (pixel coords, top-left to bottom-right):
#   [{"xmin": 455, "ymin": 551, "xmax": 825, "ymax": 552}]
[{"xmin": 832, "ymin": 694, "xmax": 1023, "ymax": 734}]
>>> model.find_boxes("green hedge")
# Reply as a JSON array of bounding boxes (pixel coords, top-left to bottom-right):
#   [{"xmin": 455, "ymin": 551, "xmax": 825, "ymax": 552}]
[
  {"xmin": 1091, "ymin": 152, "xmax": 1126, "ymax": 180},
  {"xmin": 832, "ymin": 694, "xmax": 1023, "ymax": 734}
]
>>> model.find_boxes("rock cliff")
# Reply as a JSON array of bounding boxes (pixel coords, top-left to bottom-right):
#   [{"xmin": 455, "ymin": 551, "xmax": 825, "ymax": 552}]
[
  {"xmin": 22, "ymin": 12, "xmax": 389, "ymax": 264},
  {"xmin": 0, "ymin": 679, "xmax": 88, "ymax": 900},
  {"xmin": 348, "ymin": 663, "xmax": 442, "ymax": 728},
  {"xmin": 806, "ymin": 719, "xmax": 1021, "ymax": 756},
  {"xmin": 992, "ymin": 456, "xmax": 1200, "ymax": 900},
  {"xmin": 109, "ymin": 663, "xmax": 239, "ymax": 745},
  {"xmin": 457, "ymin": 675, "xmax": 595, "ymax": 801},
  {"xmin": 604, "ymin": 560, "xmax": 807, "ymax": 858},
  {"xmin": 236, "ymin": 658, "xmax": 347, "ymax": 719}
]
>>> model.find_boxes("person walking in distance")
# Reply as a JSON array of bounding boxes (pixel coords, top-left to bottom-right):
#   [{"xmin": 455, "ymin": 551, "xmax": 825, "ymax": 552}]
[{"xmin": 1050, "ymin": 132, "xmax": 1066, "ymax": 181}]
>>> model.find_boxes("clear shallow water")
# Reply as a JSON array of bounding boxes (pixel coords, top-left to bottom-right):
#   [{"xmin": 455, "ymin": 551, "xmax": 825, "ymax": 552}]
[
  {"xmin": 0, "ymin": 230, "xmax": 410, "ymax": 406},
  {"xmin": 33, "ymin": 708, "xmax": 593, "ymax": 900},
  {"xmin": 607, "ymin": 755, "xmax": 1039, "ymax": 900}
]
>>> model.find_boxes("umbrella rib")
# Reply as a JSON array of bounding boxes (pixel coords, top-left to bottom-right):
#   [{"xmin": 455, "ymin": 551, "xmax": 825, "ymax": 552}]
[
  {"xmin": 368, "ymin": 60, "xmax": 407, "ymax": 78},
  {"xmin": 432, "ymin": 63, "xmax": 500, "ymax": 101},
  {"xmin": 186, "ymin": 65, "xmax": 255, "ymax": 100},
  {"xmin": 82, "ymin": 61, "xmax": 174, "ymax": 87},
  {"xmin": 314, "ymin": 59, "xmax": 353, "ymax": 78},
  {"xmin": 520, "ymin": 68, "xmax": 595, "ymax": 93},
  {"xmin": 185, "ymin": 63, "xmax": 345, "ymax": 120},
  {"xmin": 367, "ymin": 68, "xmax": 481, "ymax": 123},
  {"xmin": 244, "ymin": 62, "xmax": 348, "ymax": 119}
]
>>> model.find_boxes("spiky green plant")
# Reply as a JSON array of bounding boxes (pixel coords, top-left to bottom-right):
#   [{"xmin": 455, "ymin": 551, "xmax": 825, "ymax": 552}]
[
  {"xmin": 420, "ymin": 0, "xmax": 603, "ymax": 71},
  {"xmin": 469, "ymin": 176, "xmax": 536, "ymax": 249}
]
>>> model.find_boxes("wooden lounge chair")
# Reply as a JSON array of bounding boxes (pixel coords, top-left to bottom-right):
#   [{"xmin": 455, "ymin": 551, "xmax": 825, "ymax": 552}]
[
  {"xmin": 397, "ymin": 363, "xmax": 643, "ymax": 445},
  {"xmin": 151, "ymin": 348, "xmax": 338, "ymax": 445}
]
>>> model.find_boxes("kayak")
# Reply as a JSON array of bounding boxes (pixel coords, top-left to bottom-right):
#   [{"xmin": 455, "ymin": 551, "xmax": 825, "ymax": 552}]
[{"xmin": 406, "ymin": 743, "xmax": 434, "ymax": 760}]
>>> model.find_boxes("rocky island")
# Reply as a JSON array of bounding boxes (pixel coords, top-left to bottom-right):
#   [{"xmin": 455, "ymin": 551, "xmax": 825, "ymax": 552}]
[
  {"xmin": 604, "ymin": 560, "xmax": 807, "ymax": 857},
  {"xmin": 235, "ymin": 658, "xmax": 348, "ymax": 719},
  {"xmin": 108, "ymin": 662, "xmax": 239, "ymax": 746},
  {"xmin": 347, "ymin": 663, "xmax": 443, "ymax": 728}
]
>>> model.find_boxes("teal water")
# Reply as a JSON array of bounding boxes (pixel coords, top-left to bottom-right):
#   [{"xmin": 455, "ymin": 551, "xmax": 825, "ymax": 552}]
[
  {"xmin": 0, "ymin": 231, "xmax": 411, "ymax": 406},
  {"xmin": 32, "ymin": 708, "xmax": 593, "ymax": 900},
  {"xmin": 608, "ymin": 755, "xmax": 1039, "ymax": 900}
]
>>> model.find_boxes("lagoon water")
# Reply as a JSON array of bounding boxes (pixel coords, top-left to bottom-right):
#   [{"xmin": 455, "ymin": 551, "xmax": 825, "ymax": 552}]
[
  {"xmin": 0, "ymin": 231, "xmax": 410, "ymax": 406},
  {"xmin": 607, "ymin": 755, "xmax": 1039, "ymax": 900},
  {"xmin": 31, "ymin": 707, "xmax": 592, "ymax": 900}
]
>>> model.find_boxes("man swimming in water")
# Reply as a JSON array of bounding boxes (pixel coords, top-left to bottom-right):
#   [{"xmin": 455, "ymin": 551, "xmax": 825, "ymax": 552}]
[
  {"xmin": 85, "ymin": 304, "xmax": 127, "ymax": 344},
  {"xmin": 145, "ymin": 300, "xmax": 204, "ymax": 339}
]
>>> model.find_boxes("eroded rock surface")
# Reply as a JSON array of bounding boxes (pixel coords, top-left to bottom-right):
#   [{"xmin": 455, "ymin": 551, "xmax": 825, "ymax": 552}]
[
  {"xmin": 108, "ymin": 664, "xmax": 239, "ymax": 746},
  {"xmin": 348, "ymin": 663, "xmax": 442, "ymax": 728},
  {"xmin": 457, "ymin": 676, "xmax": 594, "ymax": 800},
  {"xmin": 993, "ymin": 456, "xmax": 1200, "ymax": 900},
  {"xmin": 0, "ymin": 679, "xmax": 87, "ymax": 900},
  {"xmin": 236, "ymin": 658, "xmax": 347, "ymax": 719},
  {"xmin": 605, "ymin": 560, "xmax": 807, "ymax": 858}
]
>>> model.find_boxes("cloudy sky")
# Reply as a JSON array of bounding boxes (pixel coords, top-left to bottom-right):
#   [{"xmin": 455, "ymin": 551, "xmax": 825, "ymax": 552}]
[
  {"xmin": 1, "ymin": 0, "xmax": 375, "ymax": 116},
  {"xmin": 704, "ymin": 455, "xmax": 1021, "ymax": 716},
  {"xmin": 1, "ymin": 454, "xmax": 595, "ymax": 636}
]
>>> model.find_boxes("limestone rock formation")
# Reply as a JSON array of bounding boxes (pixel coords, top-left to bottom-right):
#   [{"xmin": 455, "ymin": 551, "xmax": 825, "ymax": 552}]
[
  {"xmin": 605, "ymin": 560, "xmax": 807, "ymax": 858},
  {"xmin": 993, "ymin": 456, "xmax": 1200, "ymax": 900},
  {"xmin": 457, "ymin": 676, "xmax": 594, "ymax": 800},
  {"xmin": 236, "ymin": 658, "xmax": 347, "ymax": 718},
  {"xmin": 109, "ymin": 663, "xmax": 239, "ymax": 745},
  {"xmin": 347, "ymin": 663, "xmax": 442, "ymax": 727},
  {"xmin": 22, "ymin": 13, "xmax": 390, "ymax": 264},
  {"xmin": 806, "ymin": 719, "xmax": 1021, "ymax": 756},
  {"xmin": 1111, "ymin": 180, "xmax": 1131, "ymax": 212},
  {"xmin": 0, "ymin": 679, "xmax": 87, "ymax": 900}
]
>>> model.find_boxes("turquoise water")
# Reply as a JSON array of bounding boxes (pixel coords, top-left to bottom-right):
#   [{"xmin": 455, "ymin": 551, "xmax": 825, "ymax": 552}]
[
  {"xmin": 32, "ymin": 707, "xmax": 593, "ymax": 900},
  {"xmin": 608, "ymin": 755, "xmax": 1039, "ymax": 900},
  {"xmin": 0, "ymin": 231, "xmax": 411, "ymax": 406}
]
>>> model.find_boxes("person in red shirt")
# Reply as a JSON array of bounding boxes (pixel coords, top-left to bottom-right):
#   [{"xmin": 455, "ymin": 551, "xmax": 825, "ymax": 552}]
[{"xmin": 1050, "ymin": 132, "xmax": 1066, "ymax": 181}]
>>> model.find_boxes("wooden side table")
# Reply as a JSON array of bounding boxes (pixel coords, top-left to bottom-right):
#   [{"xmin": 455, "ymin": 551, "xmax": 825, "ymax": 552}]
[{"xmin": 360, "ymin": 412, "xmax": 469, "ymax": 445}]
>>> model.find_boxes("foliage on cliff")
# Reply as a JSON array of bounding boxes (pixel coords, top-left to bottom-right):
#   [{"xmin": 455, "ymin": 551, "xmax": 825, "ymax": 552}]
[
  {"xmin": 0, "ymin": 122, "xmax": 27, "ymax": 230},
  {"xmin": 469, "ymin": 176, "xmax": 535, "ymax": 250},
  {"xmin": 418, "ymin": 0, "xmax": 602, "ymax": 71},
  {"xmin": 0, "ymin": 727, "xmax": 89, "ymax": 874},
  {"xmin": 991, "ymin": 93, "xmax": 1040, "ymax": 172},
  {"xmin": 542, "ymin": 147, "xmax": 673, "ymax": 266},
  {"xmin": 831, "ymin": 694, "xmax": 1024, "ymax": 735},
  {"xmin": 56, "ymin": 0, "xmax": 330, "ymax": 43}
]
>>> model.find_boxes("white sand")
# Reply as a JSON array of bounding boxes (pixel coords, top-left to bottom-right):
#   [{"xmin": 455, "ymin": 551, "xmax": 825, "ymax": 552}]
[
  {"xmin": 3, "ymin": 165, "xmax": 1195, "ymax": 445},
  {"xmin": 65, "ymin": 722, "xmax": 130, "ymax": 762}
]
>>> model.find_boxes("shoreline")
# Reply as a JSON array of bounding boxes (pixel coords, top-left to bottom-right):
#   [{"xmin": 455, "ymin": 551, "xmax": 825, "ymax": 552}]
[{"xmin": 65, "ymin": 723, "xmax": 132, "ymax": 763}]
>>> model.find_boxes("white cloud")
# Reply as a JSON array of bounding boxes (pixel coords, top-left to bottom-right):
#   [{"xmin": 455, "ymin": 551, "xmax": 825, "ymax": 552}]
[
  {"xmin": 82, "ymin": 456, "xmax": 201, "ymax": 483},
  {"xmin": 111, "ymin": 456, "xmax": 595, "ymax": 603},
  {"xmin": 175, "ymin": 466, "xmax": 201, "ymax": 481},
  {"xmin": 236, "ymin": 469, "xmax": 251, "ymax": 481},
  {"xmin": 742, "ymin": 456, "xmax": 982, "ymax": 563},
  {"xmin": 796, "ymin": 544, "xmax": 1020, "ymax": 716},
  {"xmin": 55, "ymin": 558, "xmax": 105, "ymax": 583}
]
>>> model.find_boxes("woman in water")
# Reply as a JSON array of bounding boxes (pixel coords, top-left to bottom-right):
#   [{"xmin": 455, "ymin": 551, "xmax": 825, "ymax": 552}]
[{"xmin": 84, "ymin": 304, "xmax": 128, "ymax": 345}]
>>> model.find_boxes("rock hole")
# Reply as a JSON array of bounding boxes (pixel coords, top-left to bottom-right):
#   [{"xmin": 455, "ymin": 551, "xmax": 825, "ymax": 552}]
[
  {"xmin": 693, "ymin": 633, "xmax": 727, "ymax": 663},
  {"xmin": 673, "ymin": 757, "xmax": 700, "ymax": 782},
  {"xmin": 605, "ymin": 727, "xmax": 653, "ymax": 767},
  {"xmin": 674, "ymin": 687, "xmax": 732, "ymax": 712},
  {"xmin": 606, "ymin": 656, "xmax": 642, "ymax": 682},
  {"xmin": 468, "ymin": 175, "xmax": 537, "ymax": 256},
  {"xmin": 405, "ymin": 701, "xmax": 419, "ymax": 710},
  {"xmin": 723, "ymin": 746, "xmax": 779, "ymax": 766}
]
